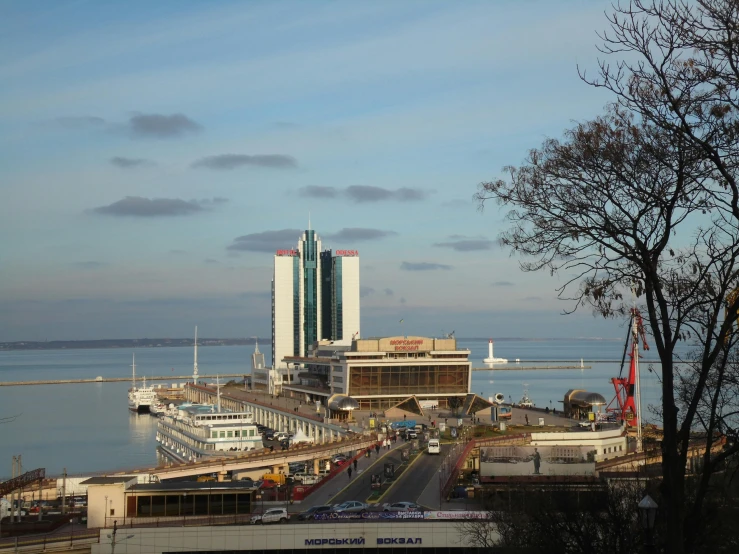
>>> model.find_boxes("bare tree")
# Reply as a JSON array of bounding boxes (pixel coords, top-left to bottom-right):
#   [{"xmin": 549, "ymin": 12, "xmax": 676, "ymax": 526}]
[
  {"xmin": 476, "ymin": 98, "xmax": 739, "ymax": 552},
  {"xmin": 460, "ymin": 480, "xmax": 649, "ymax": 554}
]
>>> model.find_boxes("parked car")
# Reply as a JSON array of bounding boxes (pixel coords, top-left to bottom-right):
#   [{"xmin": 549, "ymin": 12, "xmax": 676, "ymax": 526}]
[
  {"xmin": 264, "ymin": 431, "xmax": 276, "ymax": 440},
  {"xmin": 332, "ymin": 501, "xmax": 369, "ymax": 513},
  {"xmin": 383, "ymin": 501, "xmax": 423, "ymax": 512},
  {"xmin": 405, "ymin": 429, "xmax": 418, "ymax": 439},
  {"xmin": 297, "ymin": 505, "xmax": 333, "ymax": 521},
  {"xmin": 292, "ymin": 473, "xmax": 321, "ymax": 485},
  {"xmin": 275, "ymin": 432, "xmax": 289, "ymax": 442},
  {"xmin": 250, "ymin": 508, "xmax": 289, "ymax": 524},
  {"xmin": 332, "ymin": 454, "xmax": 349, "ymax": 465}
]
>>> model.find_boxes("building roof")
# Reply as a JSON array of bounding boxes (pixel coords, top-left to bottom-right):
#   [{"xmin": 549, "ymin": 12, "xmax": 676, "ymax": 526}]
[
  {"xmin": 129, "ymin": 481, "xmax": 257, "ymax": 493},
  {"xmin": 81, "ymin": 477, "xmax": 136, "ymax": 485}
]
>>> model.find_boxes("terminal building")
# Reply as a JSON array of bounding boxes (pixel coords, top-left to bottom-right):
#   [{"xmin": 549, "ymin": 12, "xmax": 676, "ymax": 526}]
[{"xmin": 282, "ymin": 336, "xmax": 472, "ymax": 411}]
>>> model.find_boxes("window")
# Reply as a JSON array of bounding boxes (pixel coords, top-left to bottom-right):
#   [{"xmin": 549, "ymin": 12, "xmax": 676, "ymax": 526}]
[
  {"xmin": 227, "ymin": 431, "xmax": 233, "ymax": 438},
  {"xmin": 110, "ymin": 509, "xmax": 115, "ymax": 516},
  {"xmin": 249, "ymin": 430, "xmax": 255, "ymax": 437},
  {"xmin": 219, "ymin": 431, "xmax": 226, "ymax": 438},
  {"xmin": 211, "ymin": 431, "xmax": 218, "ymax": 438}
]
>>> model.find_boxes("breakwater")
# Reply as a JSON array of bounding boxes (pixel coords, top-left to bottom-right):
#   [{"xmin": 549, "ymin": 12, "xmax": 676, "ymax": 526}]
[{"xmin": 0, "ymin": 374, "xmax": 246, "ymax": 386}]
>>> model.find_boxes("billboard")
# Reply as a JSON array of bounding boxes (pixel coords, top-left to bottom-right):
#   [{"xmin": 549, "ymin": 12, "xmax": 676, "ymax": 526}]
[{"xmin": 480, "ymin": 445, "xmax": 595, "ymax": 476}]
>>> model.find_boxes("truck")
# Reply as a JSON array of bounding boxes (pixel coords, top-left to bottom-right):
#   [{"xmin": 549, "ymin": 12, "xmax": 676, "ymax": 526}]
[{"xmin": 1, "ymin": 498, "xmax": 27, "ymax": 519}]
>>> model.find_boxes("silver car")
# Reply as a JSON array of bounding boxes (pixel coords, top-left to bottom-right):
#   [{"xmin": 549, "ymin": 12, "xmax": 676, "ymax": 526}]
[
  {"xmin": 383, "ymin": 501, "xmax": 423, "ymax": 512},
  {"xmin": 333, "ymin": 500, "xmax": 369, "ymax": 513}
]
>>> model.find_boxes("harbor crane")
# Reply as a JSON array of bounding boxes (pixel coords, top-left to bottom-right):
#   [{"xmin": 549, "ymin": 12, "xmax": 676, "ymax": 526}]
[{"xmin": 607, "ymin": 308, "xmax": 649, "ymax": 449}]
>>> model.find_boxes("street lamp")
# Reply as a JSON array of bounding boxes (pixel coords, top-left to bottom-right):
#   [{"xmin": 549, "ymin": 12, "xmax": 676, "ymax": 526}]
[
  {"xmin": 638, "ymin": 494, "xmax": 658, "ymax": 551},
  {"xmin": 69, "ymin": 519, "xmax": 74, "ymax": 546},
  {"xmin": 105, "ymin": 495, "xmax": 108, "ymax": 528}
]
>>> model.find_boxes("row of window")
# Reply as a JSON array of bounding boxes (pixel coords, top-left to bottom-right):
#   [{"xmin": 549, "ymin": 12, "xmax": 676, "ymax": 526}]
[
  {"xmin": 196, "ymin": 414, "xmax": 252, "ymax": 422},
  {"xmin": 210, "ymin": 429, "xmax": 258, "ymax": 439},
  {"xmin": 132, "ymin": 493, "xmax": 252, "ymax": 518}
]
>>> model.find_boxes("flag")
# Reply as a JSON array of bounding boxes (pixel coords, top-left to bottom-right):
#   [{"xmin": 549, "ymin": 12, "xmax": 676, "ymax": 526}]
[{"xmin": 399, "ymin": 319, "xmax": 404, "ymax": 323}]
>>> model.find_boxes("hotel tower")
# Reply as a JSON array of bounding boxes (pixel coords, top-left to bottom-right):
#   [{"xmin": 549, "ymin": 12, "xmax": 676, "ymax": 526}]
[{"xmin": 271, "ymin": 229, "xmax": 360, "ymax": 369}]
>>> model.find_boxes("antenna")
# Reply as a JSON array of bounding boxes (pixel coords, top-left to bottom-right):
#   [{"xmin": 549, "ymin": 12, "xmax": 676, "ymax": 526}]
[
  {"xmin": 193, "ymin": 326, "xmax": 198, "ymax": 384},
  {"xmin": 252, "ymin": 336, "xmax": 260, "ymax": 354},
  {"xmin": 308, "ymin": 212, "xmax": 311, "ymax": 230}
]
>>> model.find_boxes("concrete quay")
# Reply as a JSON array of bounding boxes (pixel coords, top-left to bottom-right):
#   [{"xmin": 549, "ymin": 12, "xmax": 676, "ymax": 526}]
[{"xmin": 0, "ymin": 375, "xmax": 245, "ymax": 387}]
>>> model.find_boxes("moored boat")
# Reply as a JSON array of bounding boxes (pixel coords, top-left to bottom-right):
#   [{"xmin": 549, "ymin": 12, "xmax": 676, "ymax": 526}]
[{"xmin": 128, "ymin": 354, "xmax": 156, "ymax": 413}]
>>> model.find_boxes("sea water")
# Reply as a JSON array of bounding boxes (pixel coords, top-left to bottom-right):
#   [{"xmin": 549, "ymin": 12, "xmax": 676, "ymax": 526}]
[{"xmin": 0, "ymin": 339, "xmax": 677, "ymax": 477}]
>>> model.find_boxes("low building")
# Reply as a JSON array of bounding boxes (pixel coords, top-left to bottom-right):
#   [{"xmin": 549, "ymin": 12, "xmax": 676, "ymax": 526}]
[
  {"xmin": 282, "ymin": 335, "xmax": 472, "ymax": 411},
  {"xmin": 83, "ymin": 478, "xmax": 256, "ymax": 529},
  {"xmin": 93, "ymin": 520, "xmax": 493, "ymax": 554}
]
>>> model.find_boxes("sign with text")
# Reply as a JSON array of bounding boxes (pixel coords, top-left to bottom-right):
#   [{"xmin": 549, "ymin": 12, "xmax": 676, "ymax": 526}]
[
  {"xmin": 335, "ymin": 249, "xmax": 359, "ymax": 256},
  {"xmin": 480, "ymin": 445, "xmax": 596, "ymax": 476},
  {"xmin": 378, "ymin": 336, "xmax": 434, "ymax": 352},
  {"xmin": 276, "ymin": 249, "xmax": 297, "ymax": 256}
]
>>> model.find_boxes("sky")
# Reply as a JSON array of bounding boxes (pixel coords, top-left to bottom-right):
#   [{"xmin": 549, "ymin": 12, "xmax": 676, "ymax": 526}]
[{"xmin": 0, "ymin": 0, "xmax": 625, "ymax": 341}]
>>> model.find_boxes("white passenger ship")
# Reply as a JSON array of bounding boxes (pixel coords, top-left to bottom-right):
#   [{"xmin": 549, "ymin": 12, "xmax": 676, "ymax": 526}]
[
  {"xmin": 128, "ymin": 354, "xmax": 157, "ymax": 413},
  {"xmin": 156, "ymin": 402, "xmax": 263, "ymax": 463}
]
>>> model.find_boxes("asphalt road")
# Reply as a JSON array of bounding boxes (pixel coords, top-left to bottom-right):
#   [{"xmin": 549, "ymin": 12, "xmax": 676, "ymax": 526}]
[
  {"xmin": 328, "ymin": 448, "xmax": 404, "ymax": 506},
  {"xmin": 381, "ymin": 444, "xmax": 450, "ymax": 506},
  {"xmin": 326, "ymin": 443, "xmax": 450, "ymax": 508}
]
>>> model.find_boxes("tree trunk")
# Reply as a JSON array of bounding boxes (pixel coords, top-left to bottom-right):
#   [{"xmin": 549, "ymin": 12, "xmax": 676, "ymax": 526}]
[{"xmin": 661, "ymin": 356, "xmax": 686, "ymax": 554}]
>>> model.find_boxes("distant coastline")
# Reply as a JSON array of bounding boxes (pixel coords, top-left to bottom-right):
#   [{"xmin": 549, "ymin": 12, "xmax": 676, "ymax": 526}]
[{"xmin": 0, "ymin": 336, "xmax": 620, "ymax": 351}]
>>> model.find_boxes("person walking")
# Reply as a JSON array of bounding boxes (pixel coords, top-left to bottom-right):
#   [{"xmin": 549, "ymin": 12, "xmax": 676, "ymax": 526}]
[
  {"xmin": 375, "ymin": 444, "xmax": 380, "ymax": 455},
  {"xmin": 348, "ymin": 467, "xmax": 352, "ymax": 479},
  {"xmin": 353, "ymin": 459, "xmax": 357, "ymax": 471},
  {"xmin": 525, "ymin": 414, "xmax": 529, "ymax": 426}
]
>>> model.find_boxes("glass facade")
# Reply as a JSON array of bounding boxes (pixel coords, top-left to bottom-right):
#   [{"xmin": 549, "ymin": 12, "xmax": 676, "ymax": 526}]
[
  {"xmin": 348, "ymin": 365, "xmax": 468, "ymax": 396},
  {"xmin": 319, "ymin": 252, "xmax": 344, "ymax": 341},
  {"xmin": 302, "ymin": 231, "xmax": 319, "ymax": 352},
  {"xmin": 133, "ymin": 493, "xmax": 251, "ymax": 517}
]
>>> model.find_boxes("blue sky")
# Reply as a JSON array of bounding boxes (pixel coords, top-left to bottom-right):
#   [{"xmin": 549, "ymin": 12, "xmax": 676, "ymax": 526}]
[{"xmin": 0, "ymin": 0, "xmax": 625, "ymax": 341}]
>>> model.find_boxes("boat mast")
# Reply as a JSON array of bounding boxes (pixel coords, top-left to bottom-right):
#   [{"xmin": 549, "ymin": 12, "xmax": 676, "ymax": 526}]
[
  {"xmin": 131, "ymin": 353, "xmax": 136, "ymax": 389},
  {"xmin": 216, "ymin": 374, "xmax": 221, "ymax": 413},
  {"xmin": 193, "ymin": 326, "xmax": 199, "ymax": 384}
]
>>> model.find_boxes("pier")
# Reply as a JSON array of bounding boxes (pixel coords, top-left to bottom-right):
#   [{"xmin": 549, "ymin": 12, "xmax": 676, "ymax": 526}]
[
  {"xmin": 472, "ymin": 365, "xmax": 591, "ymax": 371},
  {"xmin": 0, "ymin": 374, "xmax": 245, "ymax": 386}
]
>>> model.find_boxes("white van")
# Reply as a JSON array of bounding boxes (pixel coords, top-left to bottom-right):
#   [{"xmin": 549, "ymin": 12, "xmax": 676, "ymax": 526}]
[{"xmin": 427, "ymin": 439, "xmax": 440, "ymax": 454}]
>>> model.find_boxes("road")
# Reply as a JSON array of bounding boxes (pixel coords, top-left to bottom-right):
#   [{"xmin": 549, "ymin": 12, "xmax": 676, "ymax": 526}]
[
  {"xmin": 327, "ymin": 443, "xmax": 450, "ymax": 508},
  {"xmin": 380, "ymin": 444, "xmax": 450, "ymax": 506}
]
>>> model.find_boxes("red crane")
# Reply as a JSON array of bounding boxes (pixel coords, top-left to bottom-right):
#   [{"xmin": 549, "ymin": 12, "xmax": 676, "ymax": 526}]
[{"xmin": 607, "ymin": 308, "xmax": 649, "ymax": 428}]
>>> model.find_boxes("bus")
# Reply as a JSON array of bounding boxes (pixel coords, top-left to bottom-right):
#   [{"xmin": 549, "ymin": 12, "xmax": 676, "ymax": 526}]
[{"xmin": 427, "ymin": 439, "xmax": 441, "ymax": 454}]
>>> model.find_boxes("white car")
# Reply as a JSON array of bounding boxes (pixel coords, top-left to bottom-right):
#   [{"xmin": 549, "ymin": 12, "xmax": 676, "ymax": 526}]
[
  {"xmin": 250, "ymin": 508, "xmax": 289, "ymax": 524},
  {"xmin": 292, "ymin": 472, "xmax": 322, "ymax": 485},
  {"xmin": 275, "ymin": 432, "xmax": 289, "ymax": 442}
]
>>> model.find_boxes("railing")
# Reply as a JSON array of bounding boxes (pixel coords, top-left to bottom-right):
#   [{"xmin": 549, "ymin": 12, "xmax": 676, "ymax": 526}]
[
  {"xmin": 440, "ymin": 433, "xmax": 530, "ymax": 500},
  {"xmin": 0, "ymin": 532, "xmax": 99, "ymax": 553}
]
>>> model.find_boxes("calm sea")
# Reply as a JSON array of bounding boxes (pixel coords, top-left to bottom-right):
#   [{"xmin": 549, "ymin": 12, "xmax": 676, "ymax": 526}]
[{"xmin": 0, "ymin": 339, "xmax": 673, "ymax": 479}]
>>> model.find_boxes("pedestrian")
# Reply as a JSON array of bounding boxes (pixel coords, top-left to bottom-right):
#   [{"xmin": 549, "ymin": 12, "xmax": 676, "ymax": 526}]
[
  {"xmin": 375, "ymin": 444, "xmax": 380, "ymax": 455},
  {"xmin": 403, "ymin": 414, "xmax": 406, "ymax": 421},
  {"xmin": 353, "ymin": 459, "xmax": 357, "ymax": 470},
  {"xmin": 348, "ymin": 467, "xmax": 352, "ymax": 479},
  {"xmin": 525, "ymin": 414, "xmax": 529, "ymax": 426}
]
